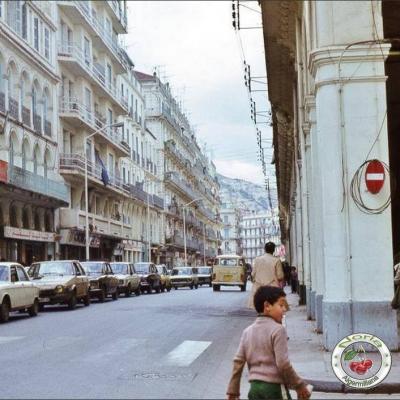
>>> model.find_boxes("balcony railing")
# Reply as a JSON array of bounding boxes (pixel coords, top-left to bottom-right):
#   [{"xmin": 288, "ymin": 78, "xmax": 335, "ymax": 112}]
[
  {"xmin": 58, "ymin": 42, "xmax": 127, "ymax": 110},
  {"xmin": 33, "ymin": 113, "xmax": 42, "ymax": 134},
  {"xmin": 8, "ymin": 165, "xmax": 69, "ymax": 204},
  {"xmin": 8, "ymin": 97, "xmax": 19, "ymax": 120},
  {"xmin": 0, "ymin": 92, "xmax": 5, "ymax": 113},
  {"xmin": 129, "ymin": 183, "xmax": 148, "ymax": 203},
  {"xmin": 106, "ymin": 0, "xmax": 128, "ymax": 30},
  {"xmin": 152, "ymin": 194, "xmax": 164, "ymax": 210},
  {"xmin": 164, "ymin": 171, "xmax": 198, "ymax": 201},
  {"xmin": 22, "ymin": 106, "xmax": 30, "ymax": 126},
  {"xmin": 60, "ymin": 153, "xmax": 129, "ymax": 195},
  {"xmin": 73, "ymin": 1, "xmax": 128, "ymax": 70}
]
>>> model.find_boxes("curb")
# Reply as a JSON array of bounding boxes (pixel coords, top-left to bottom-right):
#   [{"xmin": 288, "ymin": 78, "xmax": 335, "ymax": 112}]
[{"xmin": 307, "ymin": 379, "xmax": 400, "ymax": 394}]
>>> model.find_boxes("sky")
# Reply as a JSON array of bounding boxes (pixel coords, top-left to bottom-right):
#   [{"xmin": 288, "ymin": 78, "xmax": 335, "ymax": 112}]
[{"xmin": 125, "ymin": 1, "xmax": 276, "ymax": 187}]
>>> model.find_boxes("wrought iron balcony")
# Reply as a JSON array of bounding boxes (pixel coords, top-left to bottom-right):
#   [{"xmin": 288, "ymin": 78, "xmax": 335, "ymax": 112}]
[
  {"xmin": 164, "ymin": 171, "xmax": 198, "ymax": 201},
  {"xmin": 152, "ymin": 194, "xmax": 164, "ymax": 210},
  {"xmin": 128, "ymin": 183, "xmax": 148, "ymax": 203},
  {"xmin": 8, "ymin": 165, "xmax": 69, "ymax": 204}
]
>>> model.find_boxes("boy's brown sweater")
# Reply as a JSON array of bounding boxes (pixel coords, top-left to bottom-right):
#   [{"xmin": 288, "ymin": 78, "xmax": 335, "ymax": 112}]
[{"xmin": 226, "ymin": 316, "xmax": 305, "ymax": 397}]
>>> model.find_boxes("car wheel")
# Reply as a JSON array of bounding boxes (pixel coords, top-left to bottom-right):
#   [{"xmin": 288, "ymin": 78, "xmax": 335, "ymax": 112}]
[
  {"xmin": 195, "ymin": 284, "xmax": 198, "ymax": 289},
  {"xmin": 209, "ymin": 282, "xmax": 212, "ymax": 287},
  {"xmin": 28, "ymin": 299, "xmax": 39, "ymax": 317},
  {"xmin": 83, "ymin": 293, "xmax": 91, "ymax": 306},
  {"xmin": 68, "ymin": 292, "xmax": 77, "ymax": 310},
  {"xmin": 99, "ymin": 288, "xmax": 106, "ymax": 302},
  {"xmin": 135, "ymin": 287, "xmax": 141, "ymax": 296},
  {"xmin": 0, "ymin": 299, "xmax": 10, "ymax": 323},
  {"xmin": 39, "ymin": 304, "xmax": 45, "ymax": 312},
  {"xmin": 125, "ymin": 284, "xmax": 131, "ymax": 297},
  {"xmin": 190, "ymin": 284, "xmax": 194, "ymax": 290},
  {"xmin": 155, "ymin": 284, "xmax": 161, "ymax": 294},
  {"xmin": 112, "ymin": 290, "xmax": 119, "ymax": 300},
  {"xmin": 147, "ymin": 286, "xmax": 152, "ymax": 294},
  {"xmin": 167, "ymin": 286, "xmax": 171, "ymax": 292},
  {"xmin": 174, "ymin": 286, "xmax": 178, "ymax": 290},
  {"xmin": 213, "ymin": 285, "xmax": 220, "ymax": 292}
]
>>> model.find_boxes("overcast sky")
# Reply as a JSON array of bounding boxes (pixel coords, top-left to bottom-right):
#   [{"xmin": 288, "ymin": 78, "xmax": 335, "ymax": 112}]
[{"xmin": 125, "ymin": 1, "xmax": 275, "ymax": 187}]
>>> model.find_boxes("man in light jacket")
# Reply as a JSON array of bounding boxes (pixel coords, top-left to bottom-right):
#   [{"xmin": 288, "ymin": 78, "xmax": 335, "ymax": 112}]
[{"xmin": 248, "ymin": 241, "xmax": 284, "ymax": 309}]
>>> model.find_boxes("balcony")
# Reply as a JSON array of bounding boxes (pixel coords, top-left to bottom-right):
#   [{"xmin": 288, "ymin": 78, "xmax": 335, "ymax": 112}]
[
  {"xmin": 152, "ymin": 194, "xmax": 164, "ymax": 210},
  {"xmin": 60, "ymin": 208, "xmax": 131, "ymax": 239},
  {"xmin": 33, "ymin": 113, "xmax": 42, "ymax": 134},
  {"xmin": 8, "ymin": 98, "xmax": 18, "ymax": 120},
  {"xmin": 57, "ymin": 42, "xmax": 127, "ymax": 113},
  {"xmin": 164, "ymin": 171, "xmax": 198, "ymax": 201},
  {"xmin": 129, "ymin": 183, "xmax": 148, "ymax": 203},
  {"xmin": 0, "ymin": 92, "xmax": 5, "ymax": 113},
  {"xmin": 106, "ymin": 0, "xmax": 128, "ymax": 33},
  {"xmin": 8, "ymin": 165, "xmax": 69, "ymax": 205},
  {"xmin": 22, "ymin": 106, "xmax": 30, "ymax": 126},
  {"xmin": 59, "ymin": 98, "xmax": 129, "ymax": 156},
  {"xmin": 58, "ymin": 2, "xmax": 127, "ymax": 73},
  {"xmin": 59, "ymin": 153, "xmax": 129, "ymax": 197},
  {"xmin": 166, "ymin": 234, "xmax": 184, "ymax": 248}
]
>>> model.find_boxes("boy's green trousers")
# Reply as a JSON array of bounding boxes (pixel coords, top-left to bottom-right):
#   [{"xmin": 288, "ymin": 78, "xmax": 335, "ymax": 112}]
[{"xmin": 248, "ymin": 380, "xmax": 291, "ymax": 400}]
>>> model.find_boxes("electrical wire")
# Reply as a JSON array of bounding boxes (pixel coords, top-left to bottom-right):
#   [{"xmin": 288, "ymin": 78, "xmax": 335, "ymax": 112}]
[{"xmin": 350, "ymin": 159, "xmax": 393, "ymax": 214}]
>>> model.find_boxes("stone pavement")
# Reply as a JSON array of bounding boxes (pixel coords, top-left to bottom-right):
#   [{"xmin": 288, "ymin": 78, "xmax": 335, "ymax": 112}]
[{"xmin": 283, "ymin": 288, "xmax": 400, "ymax": 399}]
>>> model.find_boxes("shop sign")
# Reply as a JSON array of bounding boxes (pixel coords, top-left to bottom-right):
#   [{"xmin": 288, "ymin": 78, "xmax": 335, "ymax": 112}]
[
  {"xmin": 60, "ymin": 229, "xmax": 100, "ymax": 248},
  {"xmin": 3, "ymin": 226, "xmax": 55, "ymax": 242},
  {"xmin": 0, "ymin": 160, "xmax": 8, "ymax": 183},
  {"xmin": 122, "ymin": 239, "xmax": 143, "ymax": 252}
]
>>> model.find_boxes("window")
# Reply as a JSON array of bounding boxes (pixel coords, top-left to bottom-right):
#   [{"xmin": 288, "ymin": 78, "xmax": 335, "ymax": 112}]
[
  {"xmin": 44, "ymin": 27, "xmax": 50, "ymax": 60},
  {"xmin": 108, "ymin": 154, "xmax": 114, "ymax": 176},
  {"xmin": 7, "ymin": 0, "xmax": 21, "ymax": 34},
  {"xmin": 17, "ymin": 266, "xmax": 28, "ymax": 282},
  {"xmin": 33, "ymin": 17, "xmax": 39, "ymax": 51},
  {"xmin": 106, "ymin": 63, "xmax": 112, "ymax": 89},
  {"xmin": 22, "ymin": 2, "xmax": 27, "ymax": 39},
  {"xmin": 84, "ymin": 36, "xmax": 90, "ymax": 66}
]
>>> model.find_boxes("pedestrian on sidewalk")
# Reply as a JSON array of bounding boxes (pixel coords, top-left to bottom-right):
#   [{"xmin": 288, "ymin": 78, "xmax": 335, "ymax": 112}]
[
  {"xmin": 248, "ymin": 242, "xmax": 284, "ymax": 309},
  {"xmin": 226, "ymin": 286, "xmax": 311, "ymax": 400},
  {"xmin": 290, "ymin": 267, "xmax": 298, "ymax": 294},
  {"xmin": 283, "ymin": 262, "xmax": 291, "ymax": 287}
]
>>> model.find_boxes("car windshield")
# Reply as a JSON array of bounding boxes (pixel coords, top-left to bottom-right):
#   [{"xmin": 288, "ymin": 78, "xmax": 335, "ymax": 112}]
[
  {"xmin": 198, "ymin": 267, "xmax": 211, "ymax": 274},
  {"xmin": 216, "ymin": 259, "xmax": 239, "ymax": 267},
  {"xmin": 30, "ymin": 262, "xmax": 74, "ymax": 277},
  {"xmin": 81, "ymin": 263, "xmax": 104, "ymax": 275},
  {"xmin": 0, "ymin": 266, "xmax": 9, "ymax": 281},
  {"xmin": 156, "ymin": 267, "xmax": 164, "ymax": 274},
  {"xmin": 135, "ymin": 263, "xmax": 150, "ymax": 273},
  {"xmin": 172, "ymin": 268, "xmax": 192, "ymax": 275},
  {"xmin": 110, "ymin": 264, "xmax": 129, "ymax": 274}
]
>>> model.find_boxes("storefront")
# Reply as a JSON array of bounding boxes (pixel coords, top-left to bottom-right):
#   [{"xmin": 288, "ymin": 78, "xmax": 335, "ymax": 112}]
[
  {"xmin": 0, "ymin": 226, "xmax": 55, "ymax": 265},
  {"xmin": 121, "ymin": 239, "xmax": 144, "ymax": 263}
]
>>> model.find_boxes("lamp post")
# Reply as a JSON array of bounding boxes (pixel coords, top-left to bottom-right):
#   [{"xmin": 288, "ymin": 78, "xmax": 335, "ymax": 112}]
[
  {"xmin": 182, "ymin": 198, "xmax": 203, "ymax": 266},
  {"xmin": 84, "ymin": 121, "xmax": 124, "ymax": 261}
]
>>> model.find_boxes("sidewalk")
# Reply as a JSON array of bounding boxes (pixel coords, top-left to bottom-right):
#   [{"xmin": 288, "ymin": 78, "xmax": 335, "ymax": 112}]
[{"xmin": 283, "ymin": 288, "xmax": 400, "ymax": 398}]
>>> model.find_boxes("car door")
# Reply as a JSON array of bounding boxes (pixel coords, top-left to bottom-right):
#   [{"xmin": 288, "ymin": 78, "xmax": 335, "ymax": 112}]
[
  {"xmin": 105, "ymin": 263, "xmax": 116, "ymax": 290},
  {"xmin": 10, "ymin": 266, "xmax": 24, "ymax": 308},
  {"xmin": 73, "ymin": 262, "xmax": 84, "ymax": 297},
  {"xmin": 130, "ymin": 264, "xmax": 139, "ymax": 288},
  {"xmin": 16, "ymin": 266, "xmax": 34, "ymax": 306}
]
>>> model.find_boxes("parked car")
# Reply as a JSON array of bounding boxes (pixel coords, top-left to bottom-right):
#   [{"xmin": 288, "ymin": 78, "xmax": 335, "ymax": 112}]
[
  {"xmin": 110, "ymin": 262, "xmax": 141, "ymax": 297},
  {"xmin": 197, "ymin": 266, "xmax": 212, "ymax": 287},
  {"xmin": 134, "ymin": 262, "xmax": 162, "ymax": 294},
  {"xmin": 0, "ymin": 262, "xmax": 40, "ymax": 322},
  {"xmin": 28, "ymin": 260, "xmax": 90, "ymax": 309},
  {"xmin": 156, "ymin": 265, "xmax": 172, "ymax": 292},
  {"xmin": 81, "ymin": 262, "xmax": 119, "ymax": 302},
  {"xmin": 170, "ymin": 267, "xmax": 199, "ymax": 290}
]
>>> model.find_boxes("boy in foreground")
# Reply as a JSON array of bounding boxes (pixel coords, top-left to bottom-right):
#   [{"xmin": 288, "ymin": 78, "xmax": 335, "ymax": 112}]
[{"xmin": 226, "ymin": 286, "xmax": 311, "ymax": 400}]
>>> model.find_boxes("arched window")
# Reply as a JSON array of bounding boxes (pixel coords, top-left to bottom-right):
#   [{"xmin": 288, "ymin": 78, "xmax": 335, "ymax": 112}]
[
  {"xmin": 22, "ymin": 208, "xmax": 30, "ymax": 229},
  {"xmin": 9, "ymin": 205, "xmax": 18, "ymax": 227},
  {"xmin": 22, "ymin": 140, "xmax": 28, "ymax": 170}
]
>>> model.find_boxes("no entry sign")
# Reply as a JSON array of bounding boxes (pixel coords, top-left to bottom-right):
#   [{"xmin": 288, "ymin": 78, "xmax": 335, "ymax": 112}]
[{"xmin": 365, "ymin": 160, "xmax": 385, "ymax": 194}]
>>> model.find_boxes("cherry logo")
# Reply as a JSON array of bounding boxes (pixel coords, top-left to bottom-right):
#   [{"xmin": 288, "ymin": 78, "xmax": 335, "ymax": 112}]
[{"xmin": 344, "ymin": 346, "xmax": 373, "ymax": 376}]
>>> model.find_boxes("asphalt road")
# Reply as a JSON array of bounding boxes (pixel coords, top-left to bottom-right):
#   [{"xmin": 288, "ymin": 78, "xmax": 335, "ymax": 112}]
[{"xmin": 0, "ymin": 284, "xmax": 255, "ymax": 399}]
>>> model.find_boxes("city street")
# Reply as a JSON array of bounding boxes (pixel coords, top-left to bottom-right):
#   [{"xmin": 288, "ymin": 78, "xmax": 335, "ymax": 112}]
[{"xmin": 0, "ymin": 285, "xmax": 254, "ymax": 399}]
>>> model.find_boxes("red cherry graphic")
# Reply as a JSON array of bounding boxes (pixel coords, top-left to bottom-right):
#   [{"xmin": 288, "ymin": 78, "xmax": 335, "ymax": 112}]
[
  {"xmin": 355, "ymin": 364, "xmax": 368, "ymax": 375},
  {"xmin": 363, "ymin": 359, "xmax": 373, "ymax": 369},
  {"xmin": 349, "ymin": 361, "xmax": 359, "ymax": 371}
]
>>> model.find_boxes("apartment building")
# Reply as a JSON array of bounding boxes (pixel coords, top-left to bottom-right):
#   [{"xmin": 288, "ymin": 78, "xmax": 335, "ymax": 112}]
[
  {"xmin": 241, "ymin": 211, "xmax": 281, "ymax": 265},
  {"xmin": 220, "ymin": 207, "xmax": 242, "ymax": 255},
  {"xmin": 136, "ymin": 71, "xmax": 221, "ymax": 267},
  {"xmin": 0, "ymin": 1, "xmax": 69, "ymax": 264}
]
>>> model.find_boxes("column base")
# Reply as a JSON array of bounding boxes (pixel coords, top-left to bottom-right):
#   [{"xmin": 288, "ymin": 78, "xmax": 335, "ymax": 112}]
[
  {"xmin": 315, "ymin": 294, "xmax": 323, "ymax": 333},
  {"xmin": 299, "ymin": 284, "xmax": 307, "ymax": 305},
  {"xmin": 306, "ymin": 287, "xmax": 313, "ymax": 320},
  {"xmin": 310, "ymin": 290, "xmax": 316, "ymax": 320},
  {"xmin": 323, "ymin": 301, "xmax": 399, "ymax": 351}
]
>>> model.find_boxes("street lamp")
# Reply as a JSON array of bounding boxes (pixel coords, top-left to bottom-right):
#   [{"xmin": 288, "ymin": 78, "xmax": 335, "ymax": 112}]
[
  {"xmin": 182, "ymin": 198, "xmax": 203, "ymax": 266},
  {"xmin": 84, "ymin": 121, "xmax": 124, "ymax": 261}
]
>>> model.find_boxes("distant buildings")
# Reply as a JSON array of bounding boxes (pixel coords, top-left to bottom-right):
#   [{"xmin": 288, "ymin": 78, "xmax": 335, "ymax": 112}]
[{"xmin": 0, "ymin": 0, "xmax": 220, "ymax": 266}]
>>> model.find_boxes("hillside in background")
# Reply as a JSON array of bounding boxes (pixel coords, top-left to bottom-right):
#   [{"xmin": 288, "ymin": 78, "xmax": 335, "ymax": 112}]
[{"xmin": 217, "ymin": 174, "xmax": 276, "ymax": 212}]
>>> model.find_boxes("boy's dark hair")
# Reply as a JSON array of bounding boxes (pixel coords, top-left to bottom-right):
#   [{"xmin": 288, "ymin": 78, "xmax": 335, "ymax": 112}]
[
  {"xmin": 254, "ymin": 285, "xmax": 286, "ymax": 313},
  {"xmin": 264, "ymin": 241, "xmax": 276, "ymax": 254}
]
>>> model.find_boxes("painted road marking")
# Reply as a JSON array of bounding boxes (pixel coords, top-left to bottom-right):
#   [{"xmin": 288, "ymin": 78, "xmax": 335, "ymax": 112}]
[
  {"xmin": 0, "ymin": 336, "xmax": 25, "ymax": 344},
  {"xmin": 164, "ymin": 340, "xmax": 212, "ymax": 367}
]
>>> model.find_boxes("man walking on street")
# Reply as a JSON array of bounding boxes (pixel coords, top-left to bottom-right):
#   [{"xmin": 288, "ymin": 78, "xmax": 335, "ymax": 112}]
[{"xmin": 248, "ymin": 241, "xmax": 284, "ymax": 309}]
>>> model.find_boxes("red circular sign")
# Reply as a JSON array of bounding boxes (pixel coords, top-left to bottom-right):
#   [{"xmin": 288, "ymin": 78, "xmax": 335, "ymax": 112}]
[{"xmin": 365, "ymin": 160, "xmax": 385, "ymax": 194}]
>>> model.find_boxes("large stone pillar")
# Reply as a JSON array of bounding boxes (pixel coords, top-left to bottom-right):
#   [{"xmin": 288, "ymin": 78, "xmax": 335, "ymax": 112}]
[{"xmin": 312, "ymin": 2, "xmax": 398, "ymax": 349}]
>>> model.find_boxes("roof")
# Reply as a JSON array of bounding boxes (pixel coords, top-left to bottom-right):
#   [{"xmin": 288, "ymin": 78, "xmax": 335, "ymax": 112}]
[
  {"xmin": 134, "ymin": 70, "xmax": 157, "ymax": 81},
  {"xmin": 216, "ymin": 254, "xmax": 242, "ymax": 259}
]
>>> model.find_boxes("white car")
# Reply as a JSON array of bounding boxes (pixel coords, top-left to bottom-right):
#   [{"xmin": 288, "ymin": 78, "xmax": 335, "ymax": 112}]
[
  {"xmin": 110, "ymin": 262, "xmax": 141, "ymax": 297},
  {"xmin": 0, "ymin": 262, "xmax": 40, "ymax": 323}
]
